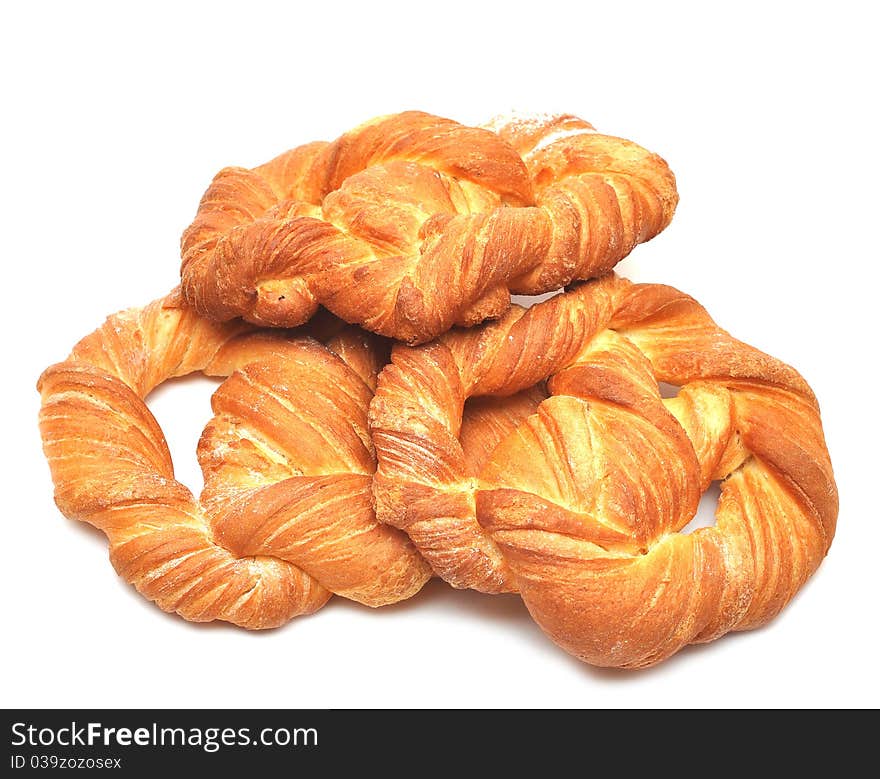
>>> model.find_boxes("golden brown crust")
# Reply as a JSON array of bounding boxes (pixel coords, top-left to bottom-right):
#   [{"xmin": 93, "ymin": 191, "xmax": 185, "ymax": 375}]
[
  {"xmin": 38, "ymin": 296, "xmax": 430, "ymax": 628},
  {"xmin": 181, "ymin": 111, "xmax": 677, "ymax": 344},
  {"xmin": 370, "ymin": 274, "xmax": 838, "ymax": 667}
]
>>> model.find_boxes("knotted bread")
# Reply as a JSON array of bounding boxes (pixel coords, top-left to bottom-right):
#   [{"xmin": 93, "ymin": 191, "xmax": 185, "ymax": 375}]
[
  {"xmin": 38, "ymin": 296, "xmax": 431, "ymax": 627},
  {"xmin": 181, "ymin": 111, "xmax": 677, "ymax": 344},
  {"xmin": 370, "ymin": 274, "xmax": 837, "ymax": 667}
]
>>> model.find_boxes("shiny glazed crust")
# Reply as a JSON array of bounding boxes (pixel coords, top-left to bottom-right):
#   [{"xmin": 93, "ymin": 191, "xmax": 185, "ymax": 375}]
[
  {"xmin": 37, "ymin": 296, "xmax": 431, "ymax": 628},
  {"xmin": 181, "ymin": 111, "xmax": 677, "ymax": 344},
  {"xmin": 370, "ymin": 274, "xmax": 838, "ymax": 668}
]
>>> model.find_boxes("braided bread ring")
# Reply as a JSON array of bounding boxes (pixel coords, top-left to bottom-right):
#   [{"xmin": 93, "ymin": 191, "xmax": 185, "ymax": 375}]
[
  {"xmin": 370, "ymin": 274, "xmax": 837, "ymax": 668},
  {"xmin": 181, "ymin": 111, "xmax": 677, "ymax": 344},
  {"xmin": 38, "ymin": 296, "xmax": 431, "ymax": 628}
]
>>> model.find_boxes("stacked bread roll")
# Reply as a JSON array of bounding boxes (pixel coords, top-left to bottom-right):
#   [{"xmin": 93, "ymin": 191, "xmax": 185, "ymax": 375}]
[{"xmin": 38, "ymin": 111, "xmax": 837, "ymax": 669}]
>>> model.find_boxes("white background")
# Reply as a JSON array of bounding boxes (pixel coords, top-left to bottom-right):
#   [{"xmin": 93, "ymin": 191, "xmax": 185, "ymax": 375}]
[{"xmin": 3, "ymin": 2, "xmax": 877, "ymax": 708}]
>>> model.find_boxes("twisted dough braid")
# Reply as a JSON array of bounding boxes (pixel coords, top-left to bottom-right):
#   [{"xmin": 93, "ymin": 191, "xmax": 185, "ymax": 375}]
[
  {"xmin": 370, "ymin": 274, "xmax": 837, "ymax": 668},
  {"xmin": 181, "ymin": 111, "xmax": 677, "ymax": 344},
  {"xmin": 38, "ymin": 296, "xmax": 430, "ymax": 628}
]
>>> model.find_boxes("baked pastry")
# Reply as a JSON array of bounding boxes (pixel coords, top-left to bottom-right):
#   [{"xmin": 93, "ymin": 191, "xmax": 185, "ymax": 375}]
[
  {"xmin": 369, "ymin": 274, "xmax": 838, "ymax": 667},
  {"xmin": 37, "ymin": 296, "xmax": 431, "ymax": 627},
  {"xmin": 181, "ymin": 111, "xmax": 677, "ymax": 344}
]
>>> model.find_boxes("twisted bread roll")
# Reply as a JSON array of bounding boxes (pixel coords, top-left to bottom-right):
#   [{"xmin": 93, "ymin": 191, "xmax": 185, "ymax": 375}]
[
  {"xmin": 181, "ymin": 111, "xmax": 677, "ymax": 344},
  {"xmin": 38, "ymin": 296, "xmax": 431, "ymax": 627},
  {"xmin": 370, "ymin": 274, "xmax": 838, "ymax": 667}
]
